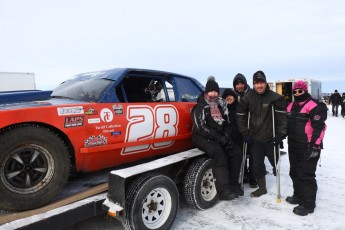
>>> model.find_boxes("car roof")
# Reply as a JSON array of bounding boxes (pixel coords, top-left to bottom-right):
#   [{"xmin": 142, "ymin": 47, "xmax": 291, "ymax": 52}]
[{"xmin": 72, "ymin": 68, "xmax": 196, "ymax": 82}]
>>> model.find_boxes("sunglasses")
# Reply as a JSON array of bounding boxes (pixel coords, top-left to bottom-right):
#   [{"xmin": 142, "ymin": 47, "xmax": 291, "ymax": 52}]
[{"xmin": 293, "ymin": 89, "xmax": 304, "ymax": 94}]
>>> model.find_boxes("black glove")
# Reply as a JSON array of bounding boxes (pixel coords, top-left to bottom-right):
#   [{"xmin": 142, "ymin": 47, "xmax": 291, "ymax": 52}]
[
  {"xmin": 243, "ymin": 134, "xmax": 253, "ymax": 144},
  {"xmin": 304, "ymin": 144, "xmax": 321, "ymax": 160},
  {"xmin": 272, "ymin": 135, "xmax": 284, "ymax": 147}
]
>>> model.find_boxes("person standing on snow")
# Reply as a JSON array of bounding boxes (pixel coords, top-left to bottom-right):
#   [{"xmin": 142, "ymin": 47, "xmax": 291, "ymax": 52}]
[
  {"xmin": 191, "ymin": 78, "xmax": 243, "ymax": 200},
  {"xmin": 341, "ymin": 93, "xmax": 345, "ymax": 118},
  {"xmin": 236, "ymin": 70, "xmax": 287, "ymax": 198},
  {"xmin": 328, "ymin": 89, "xmax": 342, "ymax": 117},
  {"xmin": 286, "ymin": 80, "xmax": 327, "ymax": 216},
  {"xmin": 232, "ymin": 73, "xmax": 257, "ymax": 188}
]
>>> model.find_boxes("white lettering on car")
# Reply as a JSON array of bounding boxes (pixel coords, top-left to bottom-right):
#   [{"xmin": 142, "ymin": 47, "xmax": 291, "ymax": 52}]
[{"xmin": 121, "ymin": 105, "xmax": 178, "ymax": 155}]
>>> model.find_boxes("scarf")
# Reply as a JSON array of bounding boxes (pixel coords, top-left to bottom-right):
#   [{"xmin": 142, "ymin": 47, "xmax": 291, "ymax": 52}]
[{"xmin": 205, "ymin": 94, "xmax": 223, "ymax": 124}]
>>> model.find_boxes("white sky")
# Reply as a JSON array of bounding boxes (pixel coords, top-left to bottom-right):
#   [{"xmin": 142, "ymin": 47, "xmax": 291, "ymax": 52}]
[{"xmin": 1, "ymin": 0, "xmax": 345, "ymax": 93}]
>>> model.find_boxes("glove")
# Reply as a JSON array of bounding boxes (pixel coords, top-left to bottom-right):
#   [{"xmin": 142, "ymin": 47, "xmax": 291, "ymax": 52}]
[
  {"xmin": 304, "ymin": 144, "xmax": 321, "ymax": 160},
  {"xmin": 272, "ymin": 135, "xmax": 284, "ymax": 147},
  {"xmin": 243, "ymin": 134, "xmax": 253, "ymax": 144}
]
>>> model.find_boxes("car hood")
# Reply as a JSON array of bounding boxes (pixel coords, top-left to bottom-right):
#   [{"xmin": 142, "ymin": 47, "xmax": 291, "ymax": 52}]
[{"xmin": 0, "ymin": 98, "xmax": 89, "ymax": 111}]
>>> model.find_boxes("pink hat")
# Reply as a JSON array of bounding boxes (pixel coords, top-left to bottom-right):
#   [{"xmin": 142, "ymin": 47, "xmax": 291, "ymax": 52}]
[{"xmin": 293, "ymin": 80, "xmax": 307, "ymax": 91}]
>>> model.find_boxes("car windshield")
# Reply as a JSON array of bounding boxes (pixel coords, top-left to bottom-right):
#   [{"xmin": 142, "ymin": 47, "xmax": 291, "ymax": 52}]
[{"xmin": 51, "ymin": 78, "xmax": 113, "ymax": 102}]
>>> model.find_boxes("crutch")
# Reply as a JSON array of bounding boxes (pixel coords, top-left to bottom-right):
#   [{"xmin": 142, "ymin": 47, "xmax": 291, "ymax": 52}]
[
  {"xmin": 239, "ymin": 112, "xmax": 250, "ymax": 190},
  {"xmin": 272, "ymin": 106, "xmax": 281, "ymax": 203}
]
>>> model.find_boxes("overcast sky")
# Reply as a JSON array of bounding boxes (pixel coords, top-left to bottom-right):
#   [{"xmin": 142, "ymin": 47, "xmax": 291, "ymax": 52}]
[{"xmin": 1, "ymin": 0, "xmax": 344, "ymax": 93}]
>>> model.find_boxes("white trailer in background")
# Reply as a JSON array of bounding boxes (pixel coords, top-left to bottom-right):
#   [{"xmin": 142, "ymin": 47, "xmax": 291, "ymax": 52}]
[
  {"xmin": 274, "ymin": 78, "xmax": 322, "ymax": 102},
  {"xmin": 0, "ymin": 72, "xmax": 36, "ymax": 92}
]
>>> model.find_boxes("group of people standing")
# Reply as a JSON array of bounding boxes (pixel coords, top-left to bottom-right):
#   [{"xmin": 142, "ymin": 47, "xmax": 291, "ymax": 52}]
[
  {"xmin": 328, "ymin": 89, "xmax": 345, "ymax": 118},
  {"xmin": 191, "ymin": 71, "xmax": 327, "ymax": 216}
]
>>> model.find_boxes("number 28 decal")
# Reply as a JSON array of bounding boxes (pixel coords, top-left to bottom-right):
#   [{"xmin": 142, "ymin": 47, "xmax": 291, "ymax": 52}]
[{"xmin": 121, "ymin": 105, "xmax": 179, "ymax": 155}]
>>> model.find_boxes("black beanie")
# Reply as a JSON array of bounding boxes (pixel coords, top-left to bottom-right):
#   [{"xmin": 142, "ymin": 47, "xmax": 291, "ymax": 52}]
[
  {"xmin": 222, "ymin": 88, "xmax": 237, "ymax": 99},
  {"xmin": 253, "ymin": 70, "xmax": 267, "ymax": 83},
  {"xmin": 205, "ymin": 80, "xmax": 220, "ymax": 93}
]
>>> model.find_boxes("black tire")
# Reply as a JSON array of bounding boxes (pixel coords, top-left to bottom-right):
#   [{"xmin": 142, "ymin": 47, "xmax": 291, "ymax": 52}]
[
  {"xmin": 124, "ymin": 173, "xmax": 179, "ymax": 230},
  {"xmin": 0, "ymin": 126, "xmax": 70, "ymax": 211},
  {"xmin": 183, "ymin": 157, "xmax": 218, "ymax": 210}
]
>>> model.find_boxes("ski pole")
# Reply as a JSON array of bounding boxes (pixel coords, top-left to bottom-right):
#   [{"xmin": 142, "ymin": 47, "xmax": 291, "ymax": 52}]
[
  {"xmin": 272, "ymin": 106, "xmax": 281, "ymax": 203},
  {"xmin": 239, "ymin": 112, "xmax": 250, "ymax": 189}
]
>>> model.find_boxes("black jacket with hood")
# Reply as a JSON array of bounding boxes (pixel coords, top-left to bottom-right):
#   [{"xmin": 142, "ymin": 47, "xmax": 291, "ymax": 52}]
[{"xmin": 236, "ymin": 86, "xmax": 288, "ymax": 143}]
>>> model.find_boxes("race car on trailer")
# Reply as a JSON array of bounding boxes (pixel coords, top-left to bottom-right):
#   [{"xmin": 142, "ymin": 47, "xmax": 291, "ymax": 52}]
[{"xmin": 0, "ymin": 68, "xmax": 204, "ymax": 211}]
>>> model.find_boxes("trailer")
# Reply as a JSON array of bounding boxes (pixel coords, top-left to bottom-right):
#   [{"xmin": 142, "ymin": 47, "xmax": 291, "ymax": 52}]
[
  {"xmin": 274, "ymin": 78, "xmax": 322, "ymax": 102},
  {"xmin": 102, "ymin": 148, "xmax": 218, "ymax": 230},
  {"xmin": 0, "ymin": 72, "xmax": 36, "ymax": 92}
]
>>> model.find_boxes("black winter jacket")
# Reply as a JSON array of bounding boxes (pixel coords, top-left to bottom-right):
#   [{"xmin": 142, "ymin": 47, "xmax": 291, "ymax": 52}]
[
  {"xmin": 287, "ymin": 94, "xmax": 327, "ymax": 148},
  {"xmin": 191, "ymin": 93, "xmax": 231, "ymax": 145},
  {"xmin": 236, "ymin": 87, "xmax": 288, "ymax": 143}
]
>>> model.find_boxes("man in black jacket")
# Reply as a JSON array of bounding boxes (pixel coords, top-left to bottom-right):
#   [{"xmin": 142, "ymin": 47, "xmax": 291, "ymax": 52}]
[
  {"xmin": 237, "ymin": 71, "xmax": 287, "ymax": 197},
  {"xmin": 192, "ymin": 79, "xmax": 242, "ymax": 200},
  {"xmin": 328, "ymin": 90, "xmax": 342, "ymax": 117},
  {"xmin": 232, "ymin": 73, "xmax": 257, "ymax": 188}
]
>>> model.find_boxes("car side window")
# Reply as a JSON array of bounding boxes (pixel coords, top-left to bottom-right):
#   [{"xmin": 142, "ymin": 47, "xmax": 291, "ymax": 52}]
[
  {"xmin": 174, "ymin": 77, "xmax": 202, "ymax": 102},
  {"xmin": 115, "ymin": 76, "xmax": 171, "ymax": 103}
]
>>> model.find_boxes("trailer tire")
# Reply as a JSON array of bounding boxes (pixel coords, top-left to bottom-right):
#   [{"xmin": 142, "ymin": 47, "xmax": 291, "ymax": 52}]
[
  {"xmin": 0, "ymin": 126, "xmax": 70, "ymax": 211},
  {"xmin": 183, "ymin": 157, "xmax": 218, "ymax": 210},
  {"xmin": 124, "ymin": 173, "xmax": 178, "ymax": 230}
]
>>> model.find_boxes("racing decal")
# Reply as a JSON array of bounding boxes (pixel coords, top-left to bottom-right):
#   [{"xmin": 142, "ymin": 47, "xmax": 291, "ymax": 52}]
[
  {"xmin": 122, "ymin": 105, "xmax": 178, "ymax": 155},
  {"xmin": 111, "ymin": 131, "xmax": 121, "ymax": 136},
  {"xmin": 84, "ymin": 134, "xmax": 107, "ymax": 147},
  {"xmin": 64, "ymin": 116, "xmax": 84, "ymax": 128},
  {"xmin": 100, "ymin": 108, "xmax": 114, "ymax": 123},
  {"xmin": 85, "ymin": 108, "xmax": 98, "ymax": 115},
  {"xmin": 57, "ymin": 106, "xmax": 84, "ymax": 116},
  {"xmin": 95, "ymin": 124, "xmax": 121, "ymax": 134},
  {"xmin": 88, "ymin": 118, "xmax": 101, "ymax": 124},
  {"xmin": 113, "ymin": 104, "xmax": 123, "ymax": 115}
]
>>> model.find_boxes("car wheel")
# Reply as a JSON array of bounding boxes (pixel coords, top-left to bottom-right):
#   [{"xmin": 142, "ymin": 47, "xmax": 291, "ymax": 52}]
[
  {"xmin": 183, "ymin": 157, "xmax": 218, "ymax": 210},
  {"xmin": 0, "ymin": 126, "xmax": 70, "ymax": 211},
  {"xmin": 124, "ymin": 173, "xmax": 179, "ymax": 230}
]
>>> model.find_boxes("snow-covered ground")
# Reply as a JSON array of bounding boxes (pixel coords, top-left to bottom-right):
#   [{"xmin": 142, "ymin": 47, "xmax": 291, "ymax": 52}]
[{"xmin": 172, "ymin": 106, "xmax": 345, "ymax": 230}]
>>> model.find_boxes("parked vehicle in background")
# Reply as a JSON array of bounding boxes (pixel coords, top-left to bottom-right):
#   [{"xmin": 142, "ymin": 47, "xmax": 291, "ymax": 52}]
[
  {"xmin": 0, "ymin": 72, "xmax": 36, "ymax": 92},
  {"xmin": 0, "ymin": 68, "xmax": 204, "ymax": 211},
  {"xmin": 274, "ymin": 79, "xmax": 322, "ymax": 102}
]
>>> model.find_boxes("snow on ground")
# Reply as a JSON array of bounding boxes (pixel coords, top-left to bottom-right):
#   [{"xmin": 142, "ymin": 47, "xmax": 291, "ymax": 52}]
[{"xmin": 172, "ymin": 106, "xmax": 345, "ymax": 230}]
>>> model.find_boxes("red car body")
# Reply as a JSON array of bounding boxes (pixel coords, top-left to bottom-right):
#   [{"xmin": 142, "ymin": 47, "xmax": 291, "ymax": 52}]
[{"xmin": 0, "ymin": 68, "xmax": 204, "ymax": 211}]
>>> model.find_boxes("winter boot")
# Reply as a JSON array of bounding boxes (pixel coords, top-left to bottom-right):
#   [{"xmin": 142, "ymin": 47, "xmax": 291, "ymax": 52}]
[
  {"xmin": 250, "ymin": 177, "xmax": 267, "ymax": 197},
  {"xmin": 218, "ymin": 188, "xmax": 238, "ymax": 201},
  {"xmin": 293, "ymin": 205, "xmax": 314, "ymax": 216},
  {"xmin": 286, "ymin": 196, "xmax": 299, "ymax": 205}
]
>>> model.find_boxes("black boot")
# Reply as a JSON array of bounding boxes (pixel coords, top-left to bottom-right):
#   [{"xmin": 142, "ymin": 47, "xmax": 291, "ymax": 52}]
[
  {"xmin": 293, "ymin": 205, "xmax": 314, "ymax": 216},
  {"xmin": 230, "ymin": 186, "xmax": 244, "ymax": 196},
  {"xmin": 286, "ymin": 196, "xmax": 299, "ymax": 205},
  {"xmin": 218, "ymin": 188, "xmax": 238, "ymax": 200},
  {"xmin": 250, "ymin": 177, "xmax": 267, "ymax": 197}
]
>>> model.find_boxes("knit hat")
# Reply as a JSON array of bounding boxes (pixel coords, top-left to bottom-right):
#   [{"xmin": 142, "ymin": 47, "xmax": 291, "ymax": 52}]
[
  {"xmin": 293, "ymin": 80, "xmax": 308, "ymax": 92},
  {"xmin": 222, "ymin": 88, "xmax": 237, "ymax": 99},
  {"xmin": 253, "ymin": 71, "xmax": 266, "ymax": 83},
  {"xmin": 205, "ymin": 79, "xmax": 220, "ymax": 93}
]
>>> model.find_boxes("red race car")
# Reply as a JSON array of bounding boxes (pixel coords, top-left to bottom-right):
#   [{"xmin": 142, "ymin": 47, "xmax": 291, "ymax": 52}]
[{"xmin": 0, "ymin": 68, "xmax": 204, "ymax": 211}]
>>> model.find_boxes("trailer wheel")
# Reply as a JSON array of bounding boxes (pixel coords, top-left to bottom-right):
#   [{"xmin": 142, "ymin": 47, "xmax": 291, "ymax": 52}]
[
  {"xmin": 0, "ymin": 126, "xmax": 70, "ymax": 211},
  {"xmin": 124, "ymin": 173, "xmax": 179, "ymax": 230},
  {"xmin": 183, "ymin": 157, "xmax": 218, "ymax": 210}
]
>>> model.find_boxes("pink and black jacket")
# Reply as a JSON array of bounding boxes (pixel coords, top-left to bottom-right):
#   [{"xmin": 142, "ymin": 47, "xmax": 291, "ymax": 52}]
[{"xmin": 286, "ymin": 95, "xmax": 327, "ymax": 148}]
